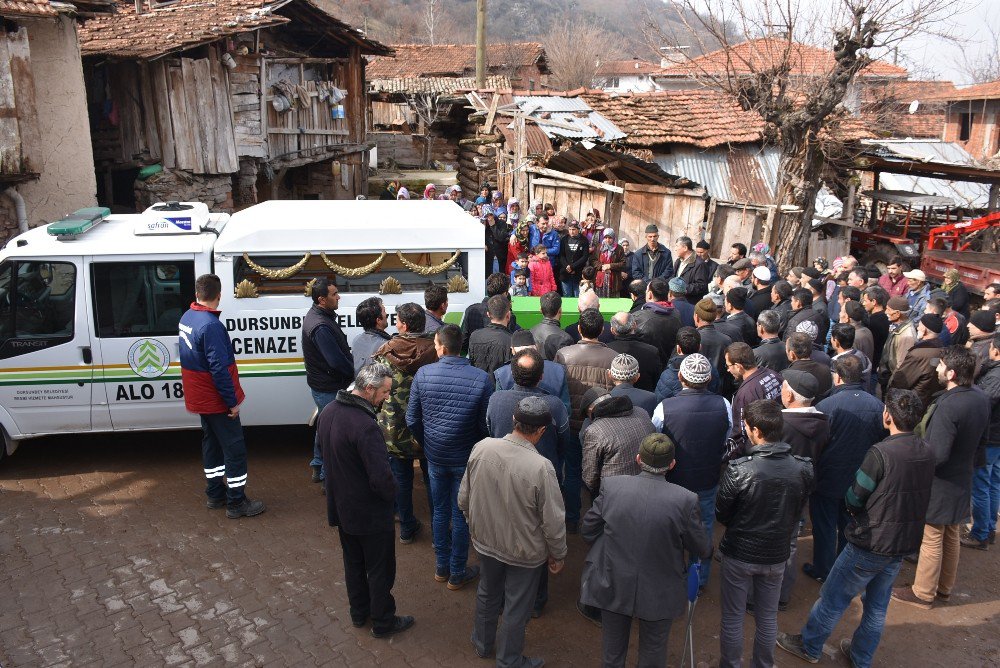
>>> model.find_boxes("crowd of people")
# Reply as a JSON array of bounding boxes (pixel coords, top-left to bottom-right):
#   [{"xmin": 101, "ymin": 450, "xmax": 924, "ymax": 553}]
[{"xmin": 178, "ymin": 215, "xmax": 1000, "ymax": 667}]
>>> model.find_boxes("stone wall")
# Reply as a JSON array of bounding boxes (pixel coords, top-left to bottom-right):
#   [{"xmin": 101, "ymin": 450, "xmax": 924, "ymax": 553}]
[{"xmin": 134, "ymin": 168, "xmax": 234, "ymax": 212}]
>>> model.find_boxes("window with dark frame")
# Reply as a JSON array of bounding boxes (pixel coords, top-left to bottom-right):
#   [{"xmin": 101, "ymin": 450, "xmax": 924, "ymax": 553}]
[
  {"xmin": 91, "ymin": 261, "xmax": 195, "ymax": 338},
  {"xmin": 959, "ymin": 112, "xmax": 974, "ymax": 142}
]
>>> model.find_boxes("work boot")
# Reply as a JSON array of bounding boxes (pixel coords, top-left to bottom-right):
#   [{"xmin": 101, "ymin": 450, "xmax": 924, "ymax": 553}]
[
  {"xmin": 370, "ymin": 615, "xmax": 414, "ymax": 639},
  {"xmin": 227, "ymin": 498, "xmax": 266, "ymax": 519},
  {"xmin": 206, "ymin": 497, "xmax": 226, "ymax": 509}
]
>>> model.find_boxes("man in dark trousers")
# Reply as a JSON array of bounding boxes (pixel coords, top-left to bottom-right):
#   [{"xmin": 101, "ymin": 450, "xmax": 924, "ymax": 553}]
[
  {"xmin": 581, "ymin": 433, "xmax": 711, "ymax": 668},
  {"xmin": 302, "ymin": 277, "xmax": 354, "ymax": 484},
  {"xmin": 892, "ymin": 347, "xmax": 990, "ymax": 610},
  {"xmin": 716, "ymin": 400, "xmax": 813, "ymax": 668},
  {"xmin": 653, "ymin": 353, "xmax": 731, "ymax": 589},
  {"xmin": 179, "ymin": 274, "xmax": 265, "ymax": 519},
  {"xmin": 319, "ymin": 362, "xmax": 414, "ymax": 638},
  {"xmin": 631, "ymin": 224, "xmax": 674, "ymax": 282},
  {"xmin": 530, "ymin": 291, "xmax": 574, "ymax": 360},
  {"xmin": 779, "ymin": 389, "xmax": 935, "ymax": 668},
  {"xmin": 608, "ymin": 312, "xmax": 663, "ymax": 392},
  {"xmin": 862, "ymin": 285, "xmax": 891, "ymax": 371},
  {"xmin": 461, "ymin": 397, "xmax": 567, "ymax": 667},
  {"xmin": 805, "ymin": 355, "xmax": 885, "ymax": 583},
  {"xmin": 468, "ymin": 294, "xmax": 513, "ymax": 377},
  {"xmin": 632, "ymin": 277, "xmax": 682, "ymax": 364}
]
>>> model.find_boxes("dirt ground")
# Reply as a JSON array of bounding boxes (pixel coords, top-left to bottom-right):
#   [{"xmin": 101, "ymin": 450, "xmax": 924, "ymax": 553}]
[{"xmin": 1, "ymin": 428, "xmax": 998, "ymax": 667}]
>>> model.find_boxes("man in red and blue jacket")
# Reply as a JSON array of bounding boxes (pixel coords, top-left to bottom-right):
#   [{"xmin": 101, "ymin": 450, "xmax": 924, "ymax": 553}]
[{"xmin": 179, "ymin": 274, "xmax": 265, "ymax": 519}]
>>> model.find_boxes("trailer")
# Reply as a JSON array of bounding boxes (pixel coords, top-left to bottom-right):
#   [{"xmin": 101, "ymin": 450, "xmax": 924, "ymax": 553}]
[{"xmin": 919, "ymin": 211, "xmax": 1000, "ymax": 295}]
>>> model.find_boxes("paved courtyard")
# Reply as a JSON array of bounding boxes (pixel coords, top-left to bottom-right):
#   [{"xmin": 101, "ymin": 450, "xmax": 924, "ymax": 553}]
[{"xmin": 1, "ymin": 427, "xmax": 998, "ymax": 667}]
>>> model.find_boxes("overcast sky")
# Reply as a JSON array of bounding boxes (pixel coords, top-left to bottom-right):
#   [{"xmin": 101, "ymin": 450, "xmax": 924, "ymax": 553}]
[{"xmin": 897, "ymin": 0, "xmax": 998, "ymax": 85}]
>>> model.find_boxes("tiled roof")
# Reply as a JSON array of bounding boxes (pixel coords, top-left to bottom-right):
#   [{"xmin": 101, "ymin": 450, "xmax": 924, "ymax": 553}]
[
  {"xmin": 0, "ymin": 0, "xmax": 57, "ymax": 17},
  {"xmin": 596, "ymin": 59, "xmax": 664, "ymax": 76},
  {"xmin": 367, "ymin": 42, "xmax": 547, "ymax": 79},
  {"xmin": 941, "ymin": 80, "xmax": 1000, "ymax": 101},
  {"xmin": 580, "ymin": 89, "xmax": 765, "ymax": 148},
  {"xmin": 79, "ymin": 0, "xmax": 390, "ymax": 59},
  {"xmin": 368, "ymin": 75, "xmax": 509, "ymax": 95},
  {"xmin": 658, "ymin": 38, "xmax": 908, "ymax": 79}
]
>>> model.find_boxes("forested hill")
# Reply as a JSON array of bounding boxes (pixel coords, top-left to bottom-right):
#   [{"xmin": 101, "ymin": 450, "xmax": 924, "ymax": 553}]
[{"xmin": 320, "ymin": 0, "xmax": 716, "ymax": 62}]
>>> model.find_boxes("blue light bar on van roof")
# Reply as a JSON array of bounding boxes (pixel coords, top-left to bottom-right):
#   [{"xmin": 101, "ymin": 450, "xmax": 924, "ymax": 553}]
[{"xmin": 47, "ymin": 207, "xmax": 111, "ymax": 239}]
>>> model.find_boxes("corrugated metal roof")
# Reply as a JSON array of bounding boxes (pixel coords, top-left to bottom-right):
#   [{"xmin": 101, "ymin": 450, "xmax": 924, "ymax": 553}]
[
  {"xmin": 513, "ymin": 96, "xmax": 592, "ymax": 112},
  {"xmin": 511, "ymin": 95, "xmax": 626, "ymax": 143},
  {"xmin": 876, "ymin": 173, "xmax": 990, "ymax": 207},
  {"xmin": 653, "ymin": 145, "xmax": 778, "ymax": 203},
  {"xmin": 863, "ymin": 139, "xmax": 981, "ymax": 166}
]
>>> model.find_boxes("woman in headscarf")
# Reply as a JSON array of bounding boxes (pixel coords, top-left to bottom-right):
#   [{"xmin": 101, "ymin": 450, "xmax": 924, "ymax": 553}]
[
  {"xmin": 942, "ymin": 268, "xmax": 970, "ymax": 319},
  {"xmin": 422, "ymin": 183, "xmax": 437, "ymax": 200},
  {"xmin": 396, "ymin": 186, "xmax": 410, "ymax": 200},
  {"xmin": 591, "ymin": 228, "xmax": 625, "ymax": 299},
  {"xmin": 482, "ymin": 207, "xmax": 509, "ymax": 279},
  {"xmin": 507, "ymin": 198, "xmax": 521, "ymax": 228},
  {"xmin": 507, "ymin": 219, "xmax": 530, "ymax": 274},
  {"xmin": 380, "ymin": 180, "xmax": 399, "ymax": 200}
]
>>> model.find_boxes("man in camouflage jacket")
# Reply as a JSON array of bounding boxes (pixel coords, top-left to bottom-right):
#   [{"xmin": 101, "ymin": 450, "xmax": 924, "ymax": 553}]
[{"xmin": 374, "ymin": 303, "xmax": 438, "ymax": 543}]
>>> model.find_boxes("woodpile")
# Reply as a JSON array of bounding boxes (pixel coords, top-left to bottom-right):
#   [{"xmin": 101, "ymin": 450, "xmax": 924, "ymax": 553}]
[
  {"xmin": 134, "ymin": 168, "xmax": 233, "ymax": 213},
  {"xmin": 456, "ymin": 113, "xmax": 500, "ymax": 194}
]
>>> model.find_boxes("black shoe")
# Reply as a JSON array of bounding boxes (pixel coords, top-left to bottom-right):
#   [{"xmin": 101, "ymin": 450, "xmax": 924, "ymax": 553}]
[
  {"xmin": 776, "ymin": 632, "xmax": 820, "ymax": 664},
  {"xmin": 371, "ymin": 615, "xmax": 414, "ymax": 639},
  {"xmin": 779, "ymin": 600, "xmax": 789, "ymax": 611},
  {"xmin": 565, "ymin": 520, "xmax": 579, "ymax": 534},
  {"xmin": 745, "ymin": 602, "xmax": 754, "ymax": 615},
  {"xmin": 576, "ymin": 601, "xmax": 602, "ymax": 628},
  {"xmin": 801, "ymin": 563, "xmax": 825, "ymax": 583},
  {"xmin": 400, "ymin": 519, "xmax": 422, "ymax": 544},
  {"xmin": 903, "ymin": 553, "xmax": 919, "ymax": 564},
  {"xmin": 206, "ymin": 497, "xmax": 226, "ymax": 509},
  {"xmin": 989, "ymin": 529, "xmax": 996, "ymax": 545},
  {"xmin": 311, "ymin": 465, "xmax": 322, "ymax": 483},
  {"xmin": 530, "ymin": 604, "xmax": 544, "ymax": 619},
  {"xmin": 960, "ymin": 533, "xmax": 989, "ymax": 550},
  {"xmin": 227, "ymin": 498, "xmax": 266, "ymax": 519},
  {"xmin": 447, "ymin": 565, "xmax": 480, "ymax": 591},
  {"xmin": 350, "ymin": 615, "xmax": 368, "ymax": 628}
]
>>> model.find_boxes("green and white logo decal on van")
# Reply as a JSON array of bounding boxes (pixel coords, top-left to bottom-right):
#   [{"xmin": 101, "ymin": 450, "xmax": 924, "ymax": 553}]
[{"xmin": 128, "ymin": 339, "xmax": 170, "ymax": 378}]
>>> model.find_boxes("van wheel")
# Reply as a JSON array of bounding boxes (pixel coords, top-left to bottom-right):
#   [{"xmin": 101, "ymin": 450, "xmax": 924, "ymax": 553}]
[{"xmin": 0, "ymin": 426, "xmax": 14, "ymax": 464}]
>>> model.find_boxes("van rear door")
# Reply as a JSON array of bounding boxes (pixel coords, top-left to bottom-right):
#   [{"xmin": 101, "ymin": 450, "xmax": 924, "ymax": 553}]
[
  {"xmin": 89, "ymin": 257, "xmax": 199, "ymax": 429},
  {"xmin": 0, "ymin": 257, "xmax": 94, "ymax": 434}
]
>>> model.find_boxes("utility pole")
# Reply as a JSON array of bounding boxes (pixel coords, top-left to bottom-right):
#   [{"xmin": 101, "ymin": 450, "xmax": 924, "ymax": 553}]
[{"xmin": 476, "ymin": 0, "xmax": 486, "ymax": 88}]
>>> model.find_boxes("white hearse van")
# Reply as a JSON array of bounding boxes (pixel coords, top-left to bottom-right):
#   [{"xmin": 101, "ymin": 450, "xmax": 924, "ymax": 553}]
[{"xmin": 0, "ymin": 199, "xmax": 485, "ymax": 457}]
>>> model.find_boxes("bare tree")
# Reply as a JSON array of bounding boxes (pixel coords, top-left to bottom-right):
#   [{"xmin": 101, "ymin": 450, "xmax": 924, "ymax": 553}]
[
  {"xmin": 960, "ymin": 22, "xmax": 1000, "ymax": 84},
  {"xmin": 545, "ymin": 18, "xmax": 623, "ymax": 89},
  {"xmin": 424, "ymin": 0, "xmax": 440, "ymax": 45},
  {"xmin": 645, "ymin": 0, "xmax": 962, "ymax": 271}
]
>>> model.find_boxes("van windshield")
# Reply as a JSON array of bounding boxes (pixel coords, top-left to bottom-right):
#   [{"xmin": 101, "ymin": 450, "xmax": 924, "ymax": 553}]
[{"xmin": 233, "ymin": 252, "xmax": 467, "ymax": 295}]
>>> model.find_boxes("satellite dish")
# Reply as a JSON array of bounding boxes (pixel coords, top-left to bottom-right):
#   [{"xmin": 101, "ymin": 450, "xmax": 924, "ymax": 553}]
[{"xmin": 908, "ymin": 100, "xmax": 920, "ymax": 114}]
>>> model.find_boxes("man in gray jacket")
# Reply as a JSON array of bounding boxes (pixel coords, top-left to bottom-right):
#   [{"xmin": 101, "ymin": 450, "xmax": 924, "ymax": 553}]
[
  {"xmin": 581, "ymin": 433, "xmax": 711, "ymax": 667},
  {"xmin": 460, "ymin": 397, "xmax": 567, "ymax": 668}
]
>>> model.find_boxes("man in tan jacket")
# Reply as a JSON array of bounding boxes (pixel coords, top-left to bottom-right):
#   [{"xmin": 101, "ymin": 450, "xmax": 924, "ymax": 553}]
[
  {"xmin": 460, "ymin": 396, "xmax": 567, "ymax": 668},
  {"xmin": 878, "ymin": 296, "xmax": 915, "ymax": 392}
]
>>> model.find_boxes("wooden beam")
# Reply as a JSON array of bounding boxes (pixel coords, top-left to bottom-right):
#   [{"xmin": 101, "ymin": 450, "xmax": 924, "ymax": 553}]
[
  {"xmin": 483, "ymin": 93, "xmax": 499, "ymax": 134},
  {"xmin": 623, "ymin": 183, "xmax": 705, "ymax": 197},
  {"xmin": 575, "ymin": 160, "xmax": 621, "ymax": 178},
  {"xmin": 267, "ymin": 128, "xmax": 350, "ymax": 135},
  {"xmin": 525, "ymin": 165, "xmax": 624, "ymax": 193}
]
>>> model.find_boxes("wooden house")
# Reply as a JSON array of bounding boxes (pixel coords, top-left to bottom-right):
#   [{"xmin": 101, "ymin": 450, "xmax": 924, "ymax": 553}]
[
  {"xmin": 77, "ymin": 0, "xmax": 391, "ymax": 212},
  {"xmin": 0, "ymin": 0, "xmax": 111, "ymax": 242}
]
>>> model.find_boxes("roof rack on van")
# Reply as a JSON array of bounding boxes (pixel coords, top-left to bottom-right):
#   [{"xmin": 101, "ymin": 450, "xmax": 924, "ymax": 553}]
[{"xmin": 47, "ymin": 207, "xmax": 111, "ymax": 240}]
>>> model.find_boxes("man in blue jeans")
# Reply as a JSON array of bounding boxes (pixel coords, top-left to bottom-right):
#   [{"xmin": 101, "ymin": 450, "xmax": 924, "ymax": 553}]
[
  {"xmin": 301, "ymin": 278, "xmax": 354, "ymax": 483},
  {"xmin": 407, "ymin": 324, "xmax": 492, "ymax": 590},
  {"xmin": 652, "ymin": 353, "xmax": 731, "ymax": 589},
  {"xmin": 964, "ymin": 335, "xmax": 1000, "ymax": 550},
  {"xmin": 778, "ymin": 389, "xmax": 935, "ymax": 668}
]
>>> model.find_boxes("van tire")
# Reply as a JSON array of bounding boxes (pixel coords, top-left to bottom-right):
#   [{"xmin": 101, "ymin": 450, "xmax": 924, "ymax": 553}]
[{"xmin": 0, "ymin": 426, "xmax": 15, "ymax": 464}]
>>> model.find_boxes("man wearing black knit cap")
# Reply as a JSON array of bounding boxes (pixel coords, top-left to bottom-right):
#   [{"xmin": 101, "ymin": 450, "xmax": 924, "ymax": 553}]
[
  {"xmin": 889, "ymin": 313, "xmax": 944, "ymax": 409},
  {"xmin": 968, "ymin": 309, "xmax": 996, "ymax": 370},
  {"xmin": 461, "ymin": 396, "xmax": 567, "ymax": 667}
]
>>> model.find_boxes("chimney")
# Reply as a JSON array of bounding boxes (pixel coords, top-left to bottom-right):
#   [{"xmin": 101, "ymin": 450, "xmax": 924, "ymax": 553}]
[{"xmin": 659, "ymin": 46, "xmax": 689, "ymax": 68}]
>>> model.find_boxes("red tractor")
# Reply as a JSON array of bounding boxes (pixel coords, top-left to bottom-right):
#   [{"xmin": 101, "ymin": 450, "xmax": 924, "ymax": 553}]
[{"xmin": 920, "ymin": 211, "xmax": 1000, "ymax": 296}]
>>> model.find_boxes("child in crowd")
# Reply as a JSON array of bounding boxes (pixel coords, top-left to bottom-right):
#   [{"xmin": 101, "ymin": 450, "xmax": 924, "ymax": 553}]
[
  {"xmin": 510, "ymin": 251, "xmax": 530, "ymax": 287},
  {"xmin": 510, "ymin": 270, "xmax": 530, "ymax": 297},
  {"xmin": 579, "ymin": 265, "xmax": 597, "ymax": 295},
  {"xmin": 528, "ymin": 244, "xmax": 557, "ymax": 296}
]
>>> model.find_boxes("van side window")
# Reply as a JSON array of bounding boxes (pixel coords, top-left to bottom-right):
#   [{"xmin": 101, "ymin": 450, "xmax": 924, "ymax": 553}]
[
  {"xmin": 0, "ymin": 260, "xmax": 77, "ymax": 358},
  {"xmin": 91, "ymin": 261, "xmax": 195, "ymax": 337}
]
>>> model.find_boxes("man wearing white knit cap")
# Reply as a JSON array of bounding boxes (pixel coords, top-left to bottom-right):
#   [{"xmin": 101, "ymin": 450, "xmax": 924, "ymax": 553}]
[
  {"xmin": 795, "ymin": 319, "xmax": 832, "ymax": 368},
  {"xmin": 653, "ymin": 352, "xmax": 732, "ymax": 589},
  {"xmin": 608, "ymin": 353, "xmax": 658, "ymax": 417}
]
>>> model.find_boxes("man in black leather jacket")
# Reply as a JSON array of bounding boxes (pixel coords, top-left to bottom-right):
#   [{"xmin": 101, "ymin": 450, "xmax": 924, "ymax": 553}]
[{"xmin": 716, "ymin": 400, "xmax": 814, "ymax": 668}]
